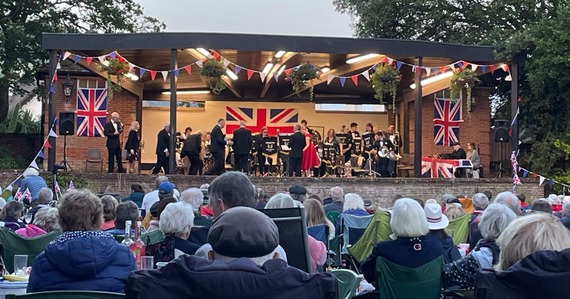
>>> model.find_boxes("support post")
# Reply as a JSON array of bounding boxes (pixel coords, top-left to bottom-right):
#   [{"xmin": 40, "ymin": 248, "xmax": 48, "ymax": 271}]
[
  {"xmin": 413, "ymin": 57, "xmax": 423, "ymax": 177},
  {"xmin": 168, "ymin": 49, "xmax": 178, "ymax": 174},
  {"xmin": 47, "ymin": 50, "xmax": 58, "ymax": 172},
  {"xmin": 510, "ymin": 62, "xmax": 519, "ymax": 154}
]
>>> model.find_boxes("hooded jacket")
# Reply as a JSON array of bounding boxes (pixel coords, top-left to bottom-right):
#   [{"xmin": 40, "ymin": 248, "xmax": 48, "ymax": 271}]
[
  {"xmin": 28, "ymin": 231, "xmax": 136, "ymax": 293},
  {"xmin": 475, "ymin": 248, "xmax": 570, "ymax": 298}
]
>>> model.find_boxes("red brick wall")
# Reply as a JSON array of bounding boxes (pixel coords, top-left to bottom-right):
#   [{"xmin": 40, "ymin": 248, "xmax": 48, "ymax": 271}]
[
  {"xmin": 44, "ymin": 77, "xmax": 138, "ymax": 172},
  {"xmin": 409, "ymin": 88, "xmax": 491, "ymax": 175}
]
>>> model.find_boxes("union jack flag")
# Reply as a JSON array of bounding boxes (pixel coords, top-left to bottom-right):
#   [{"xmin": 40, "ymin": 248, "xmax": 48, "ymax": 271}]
[
  {"xmin": 225, "ymin": 107, "xmax": 298, "ymax": 135},
  {"xmin": 422, "ymin": 157, "xmax": 472, "ymax": 178},
  {"xmin": 76, "ymin": 87, "xmax": 107, "ymax": 137},
  {"xmin": 433, "ymin": 98, "xmax": 463, "ymax": 146}
]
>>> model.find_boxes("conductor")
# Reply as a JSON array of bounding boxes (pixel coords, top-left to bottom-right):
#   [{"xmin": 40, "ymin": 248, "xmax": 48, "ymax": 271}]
[
  {"xmin": 288, "ymin": 124, "xmax": 306, "ymax": 177},
  {"xmin": 205, "ymin": 119, "xmax": 232, "ymax": 175},
  {"xmin": 232, "ymin": 121, "xmax": 252, "ymax": 173}
]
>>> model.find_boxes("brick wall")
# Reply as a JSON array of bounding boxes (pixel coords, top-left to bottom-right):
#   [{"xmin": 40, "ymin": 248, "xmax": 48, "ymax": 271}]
[
  {"xmin": 408, "ymin": 88, "xmax": 491, "ymax": 175},
  {"xmin": 44, "ymin": 77, "xmax": 138, "ymax": 172}
]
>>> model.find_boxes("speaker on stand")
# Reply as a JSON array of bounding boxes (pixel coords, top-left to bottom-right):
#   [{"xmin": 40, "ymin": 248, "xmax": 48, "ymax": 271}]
[
  {"xmin": 494, "ymin": 119, "xmax": 509, "ymax": 178},
  {"xmin": 58, "ymin": 112, "xmax": 76, "ymax": 172}
]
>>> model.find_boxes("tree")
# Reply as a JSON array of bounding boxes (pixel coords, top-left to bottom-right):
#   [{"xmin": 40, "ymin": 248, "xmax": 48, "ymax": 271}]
[{"xmin": 0, "ymin": 0, "xmax": 165, "ymax": 122}]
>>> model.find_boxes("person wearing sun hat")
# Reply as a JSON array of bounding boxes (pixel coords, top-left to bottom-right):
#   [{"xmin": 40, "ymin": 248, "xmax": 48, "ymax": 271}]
[{"xmin": 425, "ymin": 201, "xmax": 462, "ymax": 263}]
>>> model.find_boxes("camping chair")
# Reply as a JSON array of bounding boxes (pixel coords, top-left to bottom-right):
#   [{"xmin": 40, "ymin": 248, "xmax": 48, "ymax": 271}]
[
  {"xmin": 348, "ymin": 210, "xmax": 392, "ymax": 263},
  {"xmin": 376, "ymin": 256, "xmax": 444, "ymax": 299},
  {"xmin": 326, "ymin": 210, "xmax": 342, "ymax": 266},
  {"xmin": 6, "ymin": 291, "xmax": 124, "ymax": 299},
  {"xmin": 308, "ymin": 224, "xmax": 334, "ymax": 270},
  {"xmin": 85, "ymin": 149, "xmax": 103, "ymax": 173},
  {"xmin": 0, "ymin": 229, "xmax": 59, "ymax": 274},
  {"xmin": 339, "ymin": 213, "xmax": 373, "ymax": 271},
  {"xmin": 445, "ymin": 213, "xmax": 471, "ymax": 245},
  {"xmin": 330, "ymin": 269, "xmax": 361, "ymax": 299},
  {"xmin": 187, "ymin": 226, "xmax": 209, "ymax": 246}
]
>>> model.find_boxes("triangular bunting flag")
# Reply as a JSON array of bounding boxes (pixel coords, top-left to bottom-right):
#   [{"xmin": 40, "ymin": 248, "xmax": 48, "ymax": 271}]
[
  {"xmin": 502, "ymin": 64, "xmax": 510, "ymax": 72},
  {"xmin": 412, "ymin": 66, "xmax": 417, "ymax": 73},
  {"xmin": 139, "ymin": 68, "xmax": 146, "ymax": 78},
  {"xmin": 522, "ymin": 169, "xmax": 528, "ymax": 177},
  {"xmin": 56, "ymin": 62, "xmax": 61, "ymax": 70},
  {"xmin": 456, "ymin": 62, "xmax": 463, "ymax": 69},
  {"xmin": 29, "ymin": 160, "xmax": 38, "ymax": 170},
  {"xmin": 380, "ymin": 57, "xmax": 388, "ymax": 64},
  {"xmin": 449, "ymin": 64, "xmax": 456, "ymax": 71},
  {"xmin": 432, "ymin": 68, "xmax": 438, "ymax": 75},
  {"xmin": 63, "ymin": 51, "xmax": 71, "ymax": 60},
  {"xmin": 150, "ymin": 71, "xmax": 157, "ymax": 80},
  {"xmin": 86, "ymin": 57, "xmax": 93, "ymax": 65},
  {"xmin": 223, "ymin": 58, "xmax": 231, "ymax": 67},
  {"xmin": 161, "ymin": 71, "xmax": 168, "ymax": 81},
  {"xmin": 74, "ymin": 55, "xmax": 81, "ymax": 64},
  {"xmin": 128, "ymin": 63, "xmax": 135, "ymax": 71},
  {"xmin": 247, "ymin": 69, "xmax": 254, "ymax": 80},
  {"xmin": 362, "ymin": 70, "xmax": 370, "ymax": 81},
  {"xmin": 490, "ymin": 65, "xmax": 496, "ymax": 73},
  {"xmin": 396, "ymin": 61, "xmax": 403, "ymax": 70},
  {"xmin": 481, "ymin": 66, "xmax": 487, "ymax": 73},
  {"xmin": 173, "ymin": 69, "xmax": 180, "ymax": 78},
  {"xmin": 97, "ymin": 56, "xmax": 106, "ymax": 63},
  {"xmin": 109, "ymin": 52, "xmax": 116, "ymax": 59},
  {"xmin": 439, "ymin": 66, "xmax": 447, "ymax": 73},
  {"xmin": 68, "ymin": 181, "xmax": 76, "ymax": 190},
  {"xmin": 426, "ymin": 68, "xmax": 431, "ymax": 76},
  {"xmin": 350, "ymin": 75, "xmax": 358, "ymax": 86},
  {"xmin": 462, "ymin": 61, "xmax": 469, "ymax": 69},
  {"xmin": 371, "ymin": 64, "xmax": 377, "ymax": 71},
  {"xmin": 43, "ymin": 140, "xmax": 52, "ymax": 149},
  {"xmin": 259, "ymin": 72, "xmax": 267, "ymax": 83},
  {"xmin": 387, "ymin": 58, "xmax": 394, "ymax": 65},
  {"xmin": 212, "ymin": 51, "xmax": 220, "ymax": 60},
  {"xmin": 54, "ymin": 118, "xmax": 59, "ymax": 126},
  {"xmin": 52, "ymin": 74, "xmax": 58, "ymax": 82},
  {"xmin": 234, "ymin": 65, "xmax": 242, "ymax": 74},
  {"xmin": 37, "ymin": 150, "xmax": 44, "ymax": 159},
  {"xmin": 49, "ymin": 86, "xmax": 55, "ymax": 94},
  {"xmin": 196, "ymin": 60, "xmax": 204, "ymax": 67},
  {"xmin": 54, "ymin": 180, "xmax": 61, "ymax": 194},
  {"xmin": 549, "ymin": 180, "xmax": 554, "ymax": 188},
  {"xmin": 339, "ymin": 77, "xmax": 346, "ymax": 87},
  {"xmin": 284, "ymin": 69, "xmax": 291, "ymax": 76},
  {"xmin": 539, "ymin": 176, "xmax": 546, "ymax": 187},
  {"xmin": 274, "ymin": 73, "xmax": 280, "ymax": 82},
  {"xmin": 471, "ymin": 64, "xmax": 478, "ymax": 71},
  {"xmin": 184, "ymin": 65, "xmax": 191, "ymax": 75},
  {"xmin": 327, "ymin": 75, "xmax": 334, "ymax": 85},
  {"xmin": 49, "ymin": 129, "xmax": 58, "ymax": 138}
]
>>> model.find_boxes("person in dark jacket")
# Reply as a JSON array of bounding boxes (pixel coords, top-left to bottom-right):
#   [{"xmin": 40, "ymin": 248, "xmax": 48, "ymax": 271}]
[
  {"xmin": 125, "ymin": 206, "xmax": 338, "ymax": 299},
  {"xmin": 181, "ymin": 132, "xmax": 202, "ymax": 175},
  {"xmin": 28, "ymin": 187, "xmax": 53, "ymax": 223},
  {"xmin": 122, "ymin": 184, "xmax": 144, "ymax": 208},
  {"xmin": 231, "ymin": 121, "xmax": 252, "ymax": 174},
  {"xmin": 205, "ymin": 119, "xmax": 232, "ymax": 176},
  {"xmin": 28, "ymin": 189, "xmax": 136, "ymax": 293},
  {"xmin": 424, "ymin": 201, "xmax": 461, "ymax": 264},
  {"xmin": 124, "ymin": 120, "xmax": 140, "ymax": 174},
  {"xmin": 103, "ymin": 112, "xmax": 125, "ymax": 173},
  {"xmin": 152, "ymin": 123, "xmax": 171, "ymax": 174},
  {"xmin": 287, "ymin": 124, "xmax": 306, "ymax": 177},
  {"xmin": 159, "ymin": 202, "xmax": 200, "ymax": 257},
  {"xmin": 1, "ymin": 201, "xmax": 25, "ymax": 231},
  {"xmin": 561, "ymin": 202, "xmax": 570, "ymax": 230}
]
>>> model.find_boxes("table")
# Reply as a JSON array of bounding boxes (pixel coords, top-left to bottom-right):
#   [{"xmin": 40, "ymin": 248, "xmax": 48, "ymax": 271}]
[
  {"xmin": 0, "ymin": 281, "xmax": 28, "ymax": 299},
  {"xmin": 421, "ymin": 157, "xmax": 473, "ymax": 178}
]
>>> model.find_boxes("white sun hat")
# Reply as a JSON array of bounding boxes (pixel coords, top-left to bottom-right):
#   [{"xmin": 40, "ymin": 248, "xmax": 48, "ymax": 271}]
[{"xmin": 424, "ymin": 202, "xmax": 449, "ymax": 230}]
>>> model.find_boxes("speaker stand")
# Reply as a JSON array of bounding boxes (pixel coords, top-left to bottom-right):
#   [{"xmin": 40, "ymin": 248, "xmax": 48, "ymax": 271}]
[
  {"xmin": 496, "ymin": 142, "xmax": 506, "ymax": 178},
  {"xmin": 60, "ymin": 135, "xmax": 73, "ymax": 172}
]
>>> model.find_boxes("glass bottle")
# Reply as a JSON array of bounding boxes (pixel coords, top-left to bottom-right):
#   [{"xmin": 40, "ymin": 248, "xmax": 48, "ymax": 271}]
[
  {"xmin": 130, "ymin": 221, "xmax": 146, "ymax": 270},
  {"xmin": 122, "ymin": 220, "xmax": 133, "ymax": 247}
]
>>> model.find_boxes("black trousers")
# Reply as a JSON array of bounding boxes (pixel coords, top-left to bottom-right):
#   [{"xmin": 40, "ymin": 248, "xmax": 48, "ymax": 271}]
[
  {"xmin": 188, "ymin": 152, "xmax": 200, "ymax": 175},
  {"xmin": 289, "ymin": 157, "xmax": 302, "ymax": 177},
  {"xmin": 377, "ymin": 157, "xmax": 390, "ymax": 177},
  {"xmin": 107, "ymin": 146, "xmax": 124, "ymax": 173},
  {"xmin": 234, "ymin": 154, "xmax": 249, "ymax": 174},
  {"xmin": 205, "ymin": 152, "xmax": 225, "ymax": 175},
  {"xmin": 152, "ymin": 155, "xmax": 169, "ymax": 174}
]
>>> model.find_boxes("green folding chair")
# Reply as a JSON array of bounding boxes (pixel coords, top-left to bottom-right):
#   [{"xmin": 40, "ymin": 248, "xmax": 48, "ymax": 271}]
[
  {"xmin": 0, "ymin": 228, "xmax": 59, "ymax": 274},
  {"xmin": 6, "ymin": 290, "xmax": 124, "ymax": 299},
  {"xmin": 348, "ymin": 210, "xmax": 392, "ymax": 263},
  {"xmin": 376, "ymin": 256, "xmax": 444, "ymax": 299},
  {"xmin": 445, "ymin": 213, "xmax": 471, "ymax": 245},
  {"xmin": 331, "ymin": 269, "xmax": 361, "ymax": 299}
]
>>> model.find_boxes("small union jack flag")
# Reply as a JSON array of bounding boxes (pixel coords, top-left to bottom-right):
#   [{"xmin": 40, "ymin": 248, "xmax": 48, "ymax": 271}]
[
  {"xmin": 225, "ymin": 107, "xmax": 298, "ymax": 135},
  {"xmin": 68, "ymin": 180, "xmax": 76, "ymax": 191},
  {"xmin": 433, "ymin": 98, "xmax": 463, "ymax": 146},
  {"xmin": 76, "ymin": 87, "xmax": 107, "ymax": 137}
]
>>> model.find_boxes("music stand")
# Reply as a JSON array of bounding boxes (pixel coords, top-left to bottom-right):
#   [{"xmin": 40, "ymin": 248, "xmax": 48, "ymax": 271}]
[
  {"xmin": 361, "ymin": 133, "xmax": 378, "ymax": 177},
  {"xmin": 261, "ymin": 136, "xmax": 279, "ymax": 176}
]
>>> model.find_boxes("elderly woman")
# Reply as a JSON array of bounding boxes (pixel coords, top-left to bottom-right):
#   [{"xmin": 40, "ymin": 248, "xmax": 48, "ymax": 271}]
[
  {"xmin": 100, "ymin": 195, "xmax": 118, "ymax": 230},
  {"xmin": 180, "ymin": 188, "xmax": 211, "ymax": 227},
  {"xmin": 444, "ymin": 203, "xmax": 517, "ymax": 289},
  {"xmin": 362, "ymin": 198, "xmax": 445, "ymax": 284},
  {"xmin": 17, "ymin": 168, "xmax": 48, "ymax": 205},
  {"xmin": 28, "ymin": 189, "xmax": 135, "ymax": 293},
  {"xmin": 444, "ymin": 203, "xmax": 465, "ymax": 220},
  {"xmin": 341, "ymin": 193, "xmax": 369, "ymax": 216},
  {"xmin": 1, "ymin": 201, "xmax": 25, "ymax": 231},
  {"xmin": 159, "ymin": 201, "xmax": 199, "ymax": 257},
  {"xmin": 424, "ymin": 202, "xmax": 461, "ymax": 263},
  {"xmin": 16, "ymin": 207, "xmax": 60, "ymax": 237}
]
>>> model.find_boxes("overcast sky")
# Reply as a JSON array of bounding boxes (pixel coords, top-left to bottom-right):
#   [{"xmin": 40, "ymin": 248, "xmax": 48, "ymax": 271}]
[{"xmin": 136, "ymin": 0, "xmax": 354, "ymax": 37}]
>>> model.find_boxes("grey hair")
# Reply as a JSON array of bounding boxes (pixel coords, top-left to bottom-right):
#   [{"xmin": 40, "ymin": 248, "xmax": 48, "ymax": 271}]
[
  {"xmin": 2, "ymin": 201, "xmax": 23, "ymax": 219},
  {"xmin": 472, "ymin": 193, "xmax": 490, "ymax": 210},
  {"xmin": 343, "ymin": 193, "xmax": 365, "ymax": 211},
  {"xmin": 390, "ymin": 198, "xmax": 429, "ymax": 238},
  {"xmin": 209, "ymin": 172, "xmax": 256, "ymax": 214},
  {"xmin": 478, "ymin": 203, "xmax": 517, "ymax": 241},
  {"xmin": 38, "ymin": 188, "xmax": 54, "ymax": 204},
  {"xmin": 114, "ymin": 201, "xmax": 139, "ymax": 229},
  {"xmin": 563, "ymin": 202, "xmax": 570, "ymax": 216},
  {"xmin": 330, "ymin": 186, "xmax": 344, "ymax": 202},
  {"xmin": 181, "ymin": 188, "xmax": 204, "ymax": 212},
  {"xmin": 213, "ymin": 250, "xmax": 276, "ymax": 266},
  {"xmin": 494, "ymin": 191, "xmax": 521, "ymax": 215},
  {"xmin": 159, "ymin": 201, "xmax": 195, "ymax": 236},
  {"xmin": 100, "ymin": 195, "xmax": 118, "ymax": 221},
  {"xmin": 23, "ymin": 168, "xmax": 39, "ymax": 177},
  {"xmin": 442, "ymin": 194, "xmax": 457, "ymax": 203},
  {"xmin": 33, "ymin": 207, "xmax": 60, "ymax": 232},
  {"xmin": 265, "ymin": 193, "xmax": 298, "ymax": 209},
  {"xmin": 155, "ymin": 175, "xmax": 169, "ymax": 189}
]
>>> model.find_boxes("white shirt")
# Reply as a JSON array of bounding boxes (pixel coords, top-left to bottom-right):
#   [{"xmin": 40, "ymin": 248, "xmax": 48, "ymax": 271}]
[
  {"xmin": 142, "ymin": 190, "xmax": 160, "ymax": 215},
  {"xmin": 112, "ymin": 120, "xmax": 118, "ymax": 133}
]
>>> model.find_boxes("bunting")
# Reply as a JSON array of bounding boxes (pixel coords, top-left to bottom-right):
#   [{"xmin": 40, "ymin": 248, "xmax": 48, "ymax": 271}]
[{"xmin": 519, "ymin": 167, "xmax": 570, "ymax": 190}]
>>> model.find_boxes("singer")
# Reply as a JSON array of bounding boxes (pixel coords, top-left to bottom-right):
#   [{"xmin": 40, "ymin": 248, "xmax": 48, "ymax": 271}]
[{"xmin": 103, "ymin": 111, "xmax": 125, "ymax": 173}]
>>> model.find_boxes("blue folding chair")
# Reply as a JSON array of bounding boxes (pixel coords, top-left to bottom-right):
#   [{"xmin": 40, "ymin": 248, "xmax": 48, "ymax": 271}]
[{"xmin": 339, "ymin": 213, "xmax": 373, "ymax": 272}]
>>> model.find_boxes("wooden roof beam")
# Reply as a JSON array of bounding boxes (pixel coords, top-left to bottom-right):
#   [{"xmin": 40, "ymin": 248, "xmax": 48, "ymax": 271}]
[
  {"xmin": 259, "ymin": 52, "xmax": 300, "ymax": 99},
  {"xmin": 70, "ymin": 58, "xmax": 144, "ymax": 98}
]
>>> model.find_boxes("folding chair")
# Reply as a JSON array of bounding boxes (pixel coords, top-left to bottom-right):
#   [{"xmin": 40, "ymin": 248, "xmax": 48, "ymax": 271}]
[
  {"xmin": 6, "ymin": 291, "xmax": 124, "ymax": 299},
  {"xmin": 308, "ymin": 224, "xmax": 334, "ymax": 270},
  {"xmin": 330, "ymin": 269, "xmax": 361, "ymax": 299},
  {"xmin": 376, "ymin": 256, "xmax": 444, "ymax": 299},
  {"xmin": 0, "ymin": 229, "xmax": 59, "ymax": 274},
  {"xmin": 339, "ymin": 213, "xmax": 373, "ymax": 272},
  {"xmin": 445, "ymin": 213, "xmax": 471, "ymax": 245},
  {"xmin": 348, "ymin": 210, "xmax": 392, "ymax": 263}
]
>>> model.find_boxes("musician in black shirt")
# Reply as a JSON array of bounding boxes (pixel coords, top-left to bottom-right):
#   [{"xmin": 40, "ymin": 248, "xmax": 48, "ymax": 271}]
[{"xmin": 440, "ymin": 142, "xmax": 467, "ymax": 159}]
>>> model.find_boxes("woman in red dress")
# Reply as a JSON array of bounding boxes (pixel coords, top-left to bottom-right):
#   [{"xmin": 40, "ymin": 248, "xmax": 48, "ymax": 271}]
[{"xmin": 302, "ymin": 128, "xmax": 320, "ymax": 177}]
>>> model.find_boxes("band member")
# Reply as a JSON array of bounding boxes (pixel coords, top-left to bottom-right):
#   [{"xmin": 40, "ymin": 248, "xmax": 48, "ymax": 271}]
[
  {"xmin": 440, "ymin": 142, "xmax": 466, "ymax": 159},
  {"xmin": 152, "ymin": 122, "xmax": 170, "ymax": 174},
  {"xmin": 373, "ymin": 126, "xmax": 381, "ymax": 134},
  {"xmin": 181, "ymin": 131, "xmax": 202, "ymax": 175},
  {"xmin": 324, "ymin": 129, "xmax": 343, "ymax": 156},
  {"xmin": 199, "ymin": 131, "xmax": 211, "ymax": 175},
  {"xmin": 341, "ymin": 129, "xmax": 353, "ymax": 164},
  {"xmin": 124, "ymin": 120, "xmax": 140, "ymax": 174},
  {"xmin": 374, "ymin": 131, "xmax": 394, "ymax": 177},
  {"xmin": 232, "ymin": 121, "xmax": 252, "ymax": 174},
  {"xmin": 302, "ymin": 127, "xmax": 320, "ymax": 177},
  {"xmin": 103, "ymin": 112, "xmax": 125, "ymax": 173},
  {"xmin": 350, "ymin": 122, "xmax": 360, "ymax": 138},
  {"xmin": 301, "ymin": 119, "xmax": 314, "ymax": 135},
  {"xmin": 288, "ymin": 124, "xmax": 306, "ymax": 177},
  {"xmin": 183, "ymin": 127, "xmax": 192, "ymax": 139},
  {"xmin": 205, "ymin": 119, "xmax": 232, "ymax": 175},
  {"xmin": 387, "ymin": 125, "xmax": 401, "ymax": 176},
  {"xmin": 364, "ymin": 123, "xmax": 374, "ymax": 134},
  {"xmin": 257, "ymin": 127, "xmax": 270, "ymax": 175}
]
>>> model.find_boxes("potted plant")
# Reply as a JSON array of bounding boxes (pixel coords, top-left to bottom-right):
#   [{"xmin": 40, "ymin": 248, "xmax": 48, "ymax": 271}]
[
  {"xmin": 370, "ymin": 64, "xmax": 401, "ymax": 112},
  {"xmin": 100, "ymin": 55, "xmax": 130, "ymax": 100},
  {"xmin": 286, "ymin": 63, "xmax": 321, "ymax": 101},
  {"xmin": 200, "ymin": 58, "xmax": 227, "ymax": 94},
  {"xmin": 450, "ymin": 68, "xmax": 480, "ymax": 113}
]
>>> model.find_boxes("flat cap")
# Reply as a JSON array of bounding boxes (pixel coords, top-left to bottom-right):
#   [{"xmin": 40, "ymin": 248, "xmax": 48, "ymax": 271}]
[
  {"xmin": 288, "ymin": 185, "xmax": 307, "ymax": 195},
  {"xmin": 207, "ymin": 207, "xmax": 279, "ymax": 258}
]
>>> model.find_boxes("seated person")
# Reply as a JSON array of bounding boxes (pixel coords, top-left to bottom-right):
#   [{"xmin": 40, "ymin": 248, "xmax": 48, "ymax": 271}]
[
  {"xmin": 1, "ymin": 201, "xmax": 25, "ymax": 231},
  {"xmin": 122, "ymin": 184, "xmax": 145, "ymax": 208},
  {"xmin": 424, "ymin": 202, "xmax": 461, "ymax": 263},
  {"xmin": 16, "ymin": 207, "xmax": 60, "ymax": 238},
  {"xmin": 361, "ymin": 198, "xmax": 445, "ymax": 284},
  {"xmin": 125, "ymin": 207, "xmax": 338, "ymax": 299},
  {"xmin": 180, "ymin": 188, "xmax": 212, "ymax": 227},
  {"xmin": 439, "ymin": 142, "xmax": 466, "ymax": 159},
  {"xmin": 100, "ymin": 195, "xmax": 118, "ymax": 230},
  {"xmin": 29, "ymin": 189, "xmax": 135, "ymax": 293},
  {"xmin": 106, "ymin": 201, "xmax": 139, "ymax": 235},
  {"xmin": 159, "ymin": 201, "xmax": 200, "ymax": 257}
]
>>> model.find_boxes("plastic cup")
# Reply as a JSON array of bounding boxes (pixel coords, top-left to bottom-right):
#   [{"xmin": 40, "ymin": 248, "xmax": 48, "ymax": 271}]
[
  {"xmin": 14, "ymin": 255, "xmax": 28, "ymax": 276},
  {"xmin": 156, "ymin": 262, "xmax": 168, "ymax": 269},
  {"xmin": 141, "ymin": 256, "xmax": 154, "ymax": 270}
]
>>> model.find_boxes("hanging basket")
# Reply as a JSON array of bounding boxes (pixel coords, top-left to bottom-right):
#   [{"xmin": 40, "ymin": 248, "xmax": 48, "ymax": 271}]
[
  {"xmin": 370, "ymin": 64, "xmax": 401, "ymax": 113},
  {"xmin": 200, "ymin": 59, "xmax": 227, "ymax": 94},
  {"xmin": 450, "ymin": 68, "xmax": 480, "ymax": 113},
  {"xmin": 286, "ymin": 63, "xmax": 321, "ymax": 101},
  {"xmin": 100, "ymin": 56, "xmax": 130, "ymax": 101}
]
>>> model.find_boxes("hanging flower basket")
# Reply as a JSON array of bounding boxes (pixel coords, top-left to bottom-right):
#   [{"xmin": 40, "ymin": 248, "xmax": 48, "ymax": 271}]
[
  {"xmin": 450, "ymin": 68, "xmax": 480, "ymax": 113},
  {"xmin": 200, "ymin": 59, "xmax": 227, "ymax": 94},
  {"xmin": 286, "ymin": 63, "xmax": 321, "ymax": 101},
  {"xmin": 100, "ymin": 56, "xmax": 130, "ymax": 101},
  {"xmin": 370, "ymin": 64, "xmax": 401, "ymax": 112}
]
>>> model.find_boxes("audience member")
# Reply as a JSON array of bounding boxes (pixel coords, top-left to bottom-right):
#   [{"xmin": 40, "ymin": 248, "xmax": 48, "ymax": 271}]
[
  {"xmin": 304, "ymin": 198, "xmax": 335, "ymax": 240},
  {"xmin": 324, "ymin": 186, "xmax": 344, "ymax": 213},
  {"xmin": 16, "ymin": 207, "xmax": 60, "ymax": 237},
  {"xmin": 493, "ymin": 191, "xmax": 521, "ymax": 215},
  {"xmin": 444, "ymin": 203, "xmax": 465, "ymax": 220},
  {"xmin": 100, "ymin": 195, "xmax": 118, "ymax": 230},
  {"xmin": 424, "ymin": 202, "xmax": 461, "ymax": 263},
  {"xmin": 472, "ymin": 193, "xmax": 490, "ymax": 216},
  {"xmin": 125, "ymin": 207, "xmax": 338, "ymax": 299},
  {"xmin": 288, "ymin": 185, "xmax": 307, "ymax": 203},
  {"xmin": 483, "ymin": 190, "xmax": 493, "ymax": 201},
  {"xmin": 341, "ymin": 193, "xmax": 369, "ymax": 216},
  {"xmin": 28, "ymin": 189, "xmax": 135, "ymax": 293},
  {"xmin": 28, "ymin": 187, "xmax": 53, "ymax": 222},
  {"xmin": 361, "ymin": 198, "xmax": 445, "ymax": 284},
  {"xmin": 18, "ymin": 167, "xmax": 48, "ymax": 205},
  {"xmin": 148, "ymin": 196, "xmax": 176, "ymax": 231},
  {"xmin": 106, "ymin": 201, "xmax": 139, "ymax": 235},
  {"xmin": 122, "ymin": 184, "xmax": 144, "ymax": 208},
  {"xmin": 530, "ymin": 198, "xmax": 552, "ymax": 214},
  {"xmin": 159, "ymin": 201, "xmax": 199, "ymax": 257},
  {"xmin": 180, "ymin": 188, "xmax": 211, "ymax": 227},
  {"xmin": 445, "ymin": 203, "xmax": 517, "ymax": 289},
  {"xmin": 1, "ymin": 201, "xmax": 24, "ymax": 231},
  {"xmin": 561, "ymin": 202, "xmax": 570, "ymax": 230},
  {"xmin": 142, "ymin": 176, "xmax": 169, "ymax": 215},
  {"xmin": 517, "ymin": 194, "xmax": 528, "ymax": 208},
  {"xmin": 255, "ymin": 187, "xmax": 268, "ymax": 210},
  {"xmin": 469, "ymin": 193, "xmax": 491, "ymax": 249}
]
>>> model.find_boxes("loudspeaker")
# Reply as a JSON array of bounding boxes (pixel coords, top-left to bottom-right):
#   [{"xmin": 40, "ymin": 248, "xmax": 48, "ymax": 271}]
[
  {"xmin": 59, "ymin": 112, "xmax": 76, "ymax": 135},
  {"xmin": 494, "ymin": 119, "xmax": 509, "ymax": 143}
]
